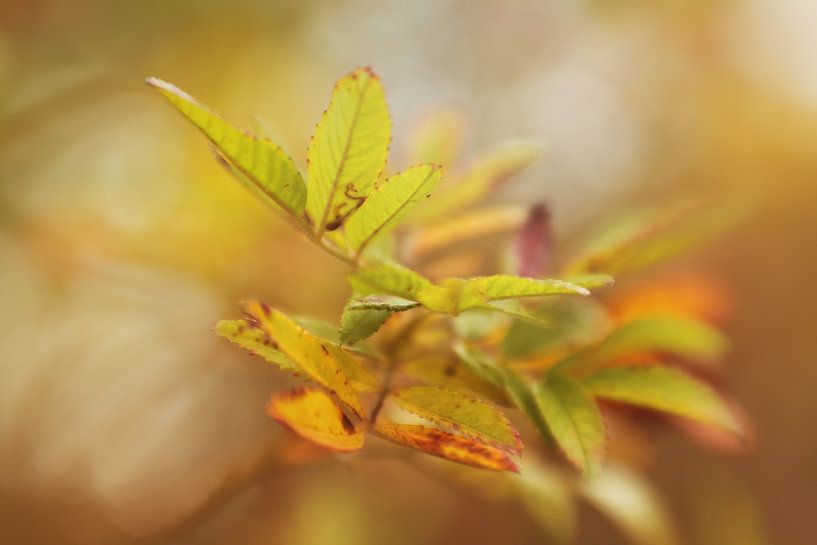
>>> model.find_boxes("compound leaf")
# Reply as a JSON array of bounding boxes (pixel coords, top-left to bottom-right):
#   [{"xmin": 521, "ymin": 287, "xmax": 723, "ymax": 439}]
[
  {"xmin": 535, "ymin": 373, "xmax": 606, "ymax": 476},
  {"xmin": 146, "ymin": 77, "xmax": 306, "ymax": 217},
  {"xmin": 373, "ymin": 419, "xmax": 518, "ymax": 472},
  {"xmin": 345, "ymin": 164, "xmax": 442, "ymax": 254},
  {"xmin": 582, "ymin": 366, "xmax": 741, "ymax": 434},
  {"xmin": 307, "ymin": 66, "xmax": 390, "ymax": 235},
  {"xmin": 242, "ymin": 301, "xmax": 366, "ymax": 416},
  {"xmin": 392, "ymin": 386, "xmax": 522, "ymax": 452},
  {"xmin": 266, "ymin": 388, "xmax": 364, "ymax": 452}
]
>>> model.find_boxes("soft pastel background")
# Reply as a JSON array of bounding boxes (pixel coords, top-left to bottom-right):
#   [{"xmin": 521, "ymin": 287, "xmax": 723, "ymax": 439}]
[{"xmin": 1, "ymin": 0, "xmax": 815, "ymax": 543}]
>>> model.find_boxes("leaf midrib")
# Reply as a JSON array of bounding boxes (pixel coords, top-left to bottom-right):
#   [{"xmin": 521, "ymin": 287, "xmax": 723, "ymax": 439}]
[{"xmin": 316, "ymin": 75, "xmax": 372, "ymax": 238}]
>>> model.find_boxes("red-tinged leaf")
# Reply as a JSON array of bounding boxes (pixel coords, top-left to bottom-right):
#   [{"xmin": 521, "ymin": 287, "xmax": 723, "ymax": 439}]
[
  {"xmin": 515, "ymin": 203, "xmax": 553, "ymax": 277},
  {"xmin": 267, "ymin": 388, "xmax": 364, "ymax": 452},
  {"xmin": 373, "ymin": 419, "xmax": 519, "ymax": 472}
]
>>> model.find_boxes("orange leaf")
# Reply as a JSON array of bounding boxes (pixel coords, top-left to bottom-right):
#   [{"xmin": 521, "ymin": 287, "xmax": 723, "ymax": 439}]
[
  {"xmin": 267, "ymin": 388, "xmax": 364, "ymax": 452},
  {"xmin": 373, "ymin": 419, "xmax": 518, "ymax": 472}
]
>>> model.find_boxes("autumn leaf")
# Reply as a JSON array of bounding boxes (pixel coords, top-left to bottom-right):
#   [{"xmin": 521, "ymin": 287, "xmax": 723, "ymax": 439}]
[
  {"xmin": 146, "ymin": 77, "xmax": 307, "ymax": 218},
  {"xmin": 344, "ymin": 164, "xmax": 442, "ymax": 255},
  {"xmin": 582, "ymin": 366, "xmax": 742, "ymax": 434},
  {"xmin": 307, "ymin": 66, "xmax": 391, "ymax": 236},
  {"xmin": 242, "ymin": 301, "xmax": 369, "ymax": 415},
  {"xmin": 535, "ymin": 373, "xmax": 606, "ymax": 476},
  {"xmin": 391, "ymin": 385, "xmax": 522, "ymax": 452},
  {"xmin": 215, "ymin": 319, "xmax": 298, "ymax": 372},
  {"xmin": 267, "ymin": 388, "xmax": 364, "ymax": 452},
  {"xmin": 373, "ymin": 419, "xmax": 518, "ymax": 472}
]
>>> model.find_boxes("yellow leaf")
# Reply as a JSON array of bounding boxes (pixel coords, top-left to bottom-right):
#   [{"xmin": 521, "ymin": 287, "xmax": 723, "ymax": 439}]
[
  {"xmin": 373, "ymin": 419, "xmax": 518, "ymax": 472},
  {"xmin": 344, "ymin": 164, "xmax": 442, "ymax": 255},
  {"xmin": 146, "ymin": 77, "xmax": 306, "ymax": 217},
  {"xmin": 307, "ymin": 67, "xmax": 391, "ymax": 235},
  {"xmin": 215, "ymin": 319, "xmax": 298, "ymax": 372},
  {"xmin": 392, "ymin": 386, "xmax": 522, "ymax": 452},
  {"xmin": 267, "ymin": 388, "xmax": 364, "ymax": 452},
  {"xmin": 242, "ymin": 301, "xmax": 367, "ymax": 416}
]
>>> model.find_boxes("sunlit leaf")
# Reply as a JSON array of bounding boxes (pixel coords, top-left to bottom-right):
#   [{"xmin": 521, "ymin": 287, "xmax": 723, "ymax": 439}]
[
  {"xmin": 344, "ymin": 164, "xmax": 442, "ymax": 254},
  {"xmin": 293, "ymin": 315, "xmax": 382, "ymax": 362},
  {"xmin": 215, "ymin": 319, "xmax": 298, "ymax": 372},
  {"xmin": 409, "ymin": 143, "xmax": 542, "ymax": 224},
  {"xmin": 242, "ymin": 301, "xmax": 367, "ymax": 415},
  {"xmin": 348, "ymin": 261, "xmax": 432, "ymax": 300},
  {"xmin": 579, "ymin": 463, "xmax": 679, "ymax": 545},
  {"xmin": 146, "ymin": 77, "xmax": 307, "ymax": 217},
  {"xmin": 392, "ymin": 386, "xmax": 522, "ymax": 452},
  {"xmin": 267, "ymin": 388, "xmax": 364, "ymax": 452},
  {"xmin": 535, "ymin": 373, "xmax": 606, "ymax": 475},
  {"xmin": 306, "ymin": 66, "xmax": 391, "ymax": 235},
  {"xmin": 554, "ymin": 314, "xmax": 727, "ymax": 376},
  {"xmin": 373, "ymin": 419, "xmax": 518, "ymax": 472},
  {"xmin": 582, "ymin": 366, "xmax": 742, "ymax": 434}
]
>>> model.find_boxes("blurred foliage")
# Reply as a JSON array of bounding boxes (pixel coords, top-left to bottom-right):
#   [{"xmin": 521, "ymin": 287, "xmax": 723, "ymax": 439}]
[{"xmin": 2, "ymin": 1, "xmax": 815, "ymax": 544}]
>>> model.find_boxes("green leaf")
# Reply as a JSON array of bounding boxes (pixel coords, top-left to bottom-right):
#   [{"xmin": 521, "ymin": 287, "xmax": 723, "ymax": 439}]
[
  {"xmin": 466, "ymin": 274, "xmax": 612, "ymax": 302},
  {"xmin": 345, "ymin": 164, "xmax": 442, "ymax": 254},
  {"xmin": 306, "ymin": 66, "xmax": 391, "ymax": 235},
  {"xmin": 409, "ymin": 143, "xmax": 542, "ymax": 224},
  {"xmin": 146, "ymin": 77, "xmax": 306, "ymax": 217},
  {"xmin": 242, "ymin": 301, "xmax": 370, "ymax": 415},
  {"xmin": 554, "ymin": 314, "xmax": 727, "ymax": 376},
  {"xmin": 391, "ymin": 386, "xmax": 523, "ymax": 452},
  {"xmin": 339, "ymin": 294, "xmax": 421, "ymax": 344},
  {"xmin": 215, "ymin": 319, "xmax": 298, "ymax": 372},
  {"xmin": 582, "ymin": 366, "xmax": 741, "ymax": 433},
  {"xmin": 454, "ymin": 343, "xmax": 553, "ymax": 443},
  {"xmin": 339, "ymin": 307, "xmax": 390, "ymax": 344},
  {"xmin": 501, "ymin": 297, "xmax": 612, "ymax": 359},
  {"xmin": 564, "ymin": 201, "xmax": 748, "ymax": 276},
  {"xmin": 348, "ymin": 261, "xmax": 432, "ymax": 300},
  {"xmin": 535, "ymin": 373, "xmax": 606, "ymax": 476}
]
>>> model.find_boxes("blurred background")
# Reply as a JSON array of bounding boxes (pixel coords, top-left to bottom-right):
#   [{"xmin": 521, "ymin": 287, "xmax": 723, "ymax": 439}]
[{"xmin": 1, "ymin": 0, "xmax": 815, "ymax": 543}]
